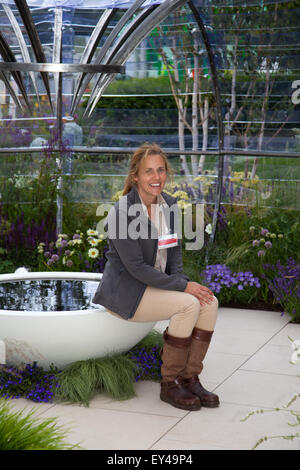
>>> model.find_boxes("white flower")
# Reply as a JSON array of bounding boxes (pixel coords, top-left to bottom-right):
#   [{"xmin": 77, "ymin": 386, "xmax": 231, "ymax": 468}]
[
  {"xmin": 88, "ymin": 248, "xmax": 99, "ymax": 259},
  {"xmin": 291, "ymin": 340, "xmax": 300, "ymax": 351},
  {"xmin": 290, "ymin": 340, "xmax": 300, "ymax": 364},
  {"xmin": 87, "ymin": 229, "xmax": 98, "ymax": 237},
  {"xmin": 290, "ymin": 350, "xmax": 300, "ymax": 365},
  {"xmin": 88, "ymin": 237, "xmax": 99, "ymax": 247},
  {"xmin": 261, "ymin": 191, "xmax": 271, "ymax": 200},
  {"xmin": 205, "ymin": 224, "xmax": 212, "ymax": 235}
]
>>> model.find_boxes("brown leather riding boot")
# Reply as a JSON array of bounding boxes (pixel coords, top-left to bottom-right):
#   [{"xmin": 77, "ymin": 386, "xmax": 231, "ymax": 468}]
[
  {"xmin": 182, "ymin": 327, "xmax": 219, "ymax": 408},
  {"xmin": 160, "ymin": 329, "xmax": 201, "ymax": 411}
]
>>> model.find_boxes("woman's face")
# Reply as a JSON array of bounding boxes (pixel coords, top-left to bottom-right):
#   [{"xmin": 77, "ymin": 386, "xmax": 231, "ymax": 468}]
[{"xmin": 135, "ymin": 153, "xmax": 167, "ymax": 204}]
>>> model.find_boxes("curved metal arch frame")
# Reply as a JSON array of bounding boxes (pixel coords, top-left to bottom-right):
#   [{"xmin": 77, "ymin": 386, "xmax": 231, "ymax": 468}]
[{"xmin": 0, "ymin": 0, "xmax": 225, "ymax": 247}]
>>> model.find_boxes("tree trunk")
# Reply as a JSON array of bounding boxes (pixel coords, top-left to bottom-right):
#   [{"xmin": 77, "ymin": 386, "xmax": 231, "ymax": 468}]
[
  {"xmin": 198, "ymin": 96, "xmax": 209, "ymax": 174},
  {"xmin": 191, "ymin": 51, "xmax": 199, "ymax": 177}
]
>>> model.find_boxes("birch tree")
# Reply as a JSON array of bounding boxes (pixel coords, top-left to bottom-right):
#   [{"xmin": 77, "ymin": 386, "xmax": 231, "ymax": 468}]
[{"xmin": 155, "ymin": 11, "xmax": 213, "ymax": 180}]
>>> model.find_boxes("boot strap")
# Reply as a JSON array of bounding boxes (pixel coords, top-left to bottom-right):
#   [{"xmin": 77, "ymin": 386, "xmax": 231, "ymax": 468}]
[
  {"xmin": 163, "ymin": 329, "xmax": 192, "ymax": 349},
  {"xmin": 161, "ymin": 376, "xmax": 186, "ymax": 390},
  {"xmin": 192, "ymin": 328, "xmax": 213, "ymax": 342}
]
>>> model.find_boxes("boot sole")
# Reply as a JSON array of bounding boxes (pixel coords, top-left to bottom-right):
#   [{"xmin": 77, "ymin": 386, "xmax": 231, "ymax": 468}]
[
  {"xmin": 160, "ymin": 394, "xmax": 201, "ymax": 411},
  {"xmin": 201, "ymin": 401, "xmax": 220, "ymax": 408}
]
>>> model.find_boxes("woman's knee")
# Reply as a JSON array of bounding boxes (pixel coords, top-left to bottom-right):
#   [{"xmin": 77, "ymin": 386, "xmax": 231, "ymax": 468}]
[
  {"xmin": 211, "ymin": 295, "xmax": 219, "ymax": 309},
  {"xmin": 184, "ymin": 293, "xmax": 202, "ymax": 320},
  {"xmin": 196, "ymin": 295, "xmax": 218, "ymax": 331}
]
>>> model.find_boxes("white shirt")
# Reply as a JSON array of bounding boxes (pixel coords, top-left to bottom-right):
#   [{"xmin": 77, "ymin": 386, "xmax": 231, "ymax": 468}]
[{"xmin": 138, "ymin": 192, "xmax": 168, "ymax": 273}]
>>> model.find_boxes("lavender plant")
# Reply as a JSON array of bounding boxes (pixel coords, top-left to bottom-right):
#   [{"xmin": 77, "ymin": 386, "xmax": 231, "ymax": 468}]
[{"xmin": 261, "ymin": 258, "xmax": 300, "ymax": 322}]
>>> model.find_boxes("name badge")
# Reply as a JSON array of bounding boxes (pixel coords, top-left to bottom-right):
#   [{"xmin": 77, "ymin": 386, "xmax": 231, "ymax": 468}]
[{"xmin": 158, "ymin": 233, "xmax": 178, "ymax": 249}]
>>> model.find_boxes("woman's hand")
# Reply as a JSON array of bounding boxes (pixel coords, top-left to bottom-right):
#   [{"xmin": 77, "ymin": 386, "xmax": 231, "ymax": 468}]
[{"xmin": 184, "ymin": 281, "xmax": 215, "ymax": 306}]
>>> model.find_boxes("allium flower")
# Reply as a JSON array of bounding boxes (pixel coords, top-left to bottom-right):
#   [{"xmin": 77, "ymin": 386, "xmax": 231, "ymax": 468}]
[
  {"xmin": 252, "ymin": 240, "xmax": 259, "ymax": 247},
  {"xmin": 66, "ymin": 260, "xmax": 73, "ymax": 267},
  {"xmin": 260, "ymin": 228, "xmax": 268, "ymax": 236},
  {"xmin": 88, "ymin": 248, "xmax": 99, "ymax": 259},
  {"xmin": 257, "ymin": 250, "xmax": 265, "ymax": 258},
  {"xmin": 73, "ymin": 233, "xmax": 81, "ymax": 240},
  {"xmin": 51, "ymin": 254, "xmax": 59, "ymax": 262},
  {"xmin": 264, "ymin": 241, "xmax": 272, "ymax": 249}
]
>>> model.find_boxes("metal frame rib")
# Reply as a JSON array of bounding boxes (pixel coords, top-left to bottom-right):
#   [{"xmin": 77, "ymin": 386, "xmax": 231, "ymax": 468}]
[
  {"xmin": 2, "ymin": 3, "xmax": 41, "ymax": 107},
  {"xmin": 0, "ymin": 30, "xmax": 31, "ymax": 111},
  {"xmin": 52, "ymin": 7, "xmax": 63, "ymax": 116},
  {"xmin": 85, "ymin": 0, "xmax": 187, "ymax": 117},
  {"xmin": 71, "ymin": 0, "xmax": 150, "ymax": 114},
  {"xmin": 70, "ymin": 8, "xmax": 116, "ymax": 114},
  {"xmin": 14, "ymin": 0, "xmax": 53, "ymax": 109}
]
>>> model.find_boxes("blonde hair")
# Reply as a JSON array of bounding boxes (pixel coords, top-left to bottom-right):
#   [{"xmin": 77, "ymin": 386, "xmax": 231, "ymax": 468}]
[{"xmin": 123, "ymin": 143, "xmax": 173, "ymax": 195}]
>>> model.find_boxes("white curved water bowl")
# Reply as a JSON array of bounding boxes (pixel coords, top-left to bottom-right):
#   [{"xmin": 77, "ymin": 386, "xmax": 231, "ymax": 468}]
[{"xmin": 0, "ymin": 271, "xmax": 155, "ymax": 369}]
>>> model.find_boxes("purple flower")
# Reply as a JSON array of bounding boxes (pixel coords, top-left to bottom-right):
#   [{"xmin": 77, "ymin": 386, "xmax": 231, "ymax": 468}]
[
  {"xmin": 66, "ymin": 260, "xmax": 73, "ymax": 267},
  {"xmin": 252, "ymin": 240, "xmax": 260, "ymax": 246},
  {"xmin": 257, "ymin": 250, "xmax": 265, "ymax": 257},
  {"xmin": 51, "ymin": 254, "xmax": 59, "ymax": 262},
  {"xmin": 261, "ymin": 228, "xmax": 269, "ymax": 236},
  {"xmin": 73, "ymin": 234, "xmax": 81, "ymax": 240},
  {"xmin": 264, "ymin": 241, "xmax": 272, "ymax": 249},
  {"xmin": 200, "ymin": 264, "xmax": 261, "ymax": 295}
]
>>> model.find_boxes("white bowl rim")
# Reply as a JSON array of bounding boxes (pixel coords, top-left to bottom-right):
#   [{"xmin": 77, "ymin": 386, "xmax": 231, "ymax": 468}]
[{"xmin": 0, "ymin": 271, "xmax": 103, "ymax": 316}]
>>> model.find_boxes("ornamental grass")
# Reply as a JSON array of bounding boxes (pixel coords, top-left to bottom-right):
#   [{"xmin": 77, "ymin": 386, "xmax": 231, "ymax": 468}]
[{"xmin": 0, "ymin": 398, "xmax": 79, "ymax": 450}]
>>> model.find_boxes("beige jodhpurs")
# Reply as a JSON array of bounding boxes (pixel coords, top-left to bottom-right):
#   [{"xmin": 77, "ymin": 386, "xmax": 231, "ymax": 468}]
[{"xmin": 109, "ymin": 287, "xmax": 218, "ymax": 338}]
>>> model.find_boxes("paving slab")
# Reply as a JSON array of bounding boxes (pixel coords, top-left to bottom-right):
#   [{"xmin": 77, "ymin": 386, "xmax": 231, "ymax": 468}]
[{"xmin": 6, "ymin": 307, "xmax": 299, "ymax": 451}]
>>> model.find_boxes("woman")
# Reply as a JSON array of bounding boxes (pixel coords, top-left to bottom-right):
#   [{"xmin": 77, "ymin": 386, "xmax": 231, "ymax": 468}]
[{"xmin": 93, "ymin": 143, "xmax": 219, "ymax": 411}]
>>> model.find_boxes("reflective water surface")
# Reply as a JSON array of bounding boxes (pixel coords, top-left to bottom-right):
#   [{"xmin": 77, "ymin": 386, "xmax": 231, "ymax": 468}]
[{"xmin": 0, "ymin": 279, "xmax": 99, "ymax": 312}]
